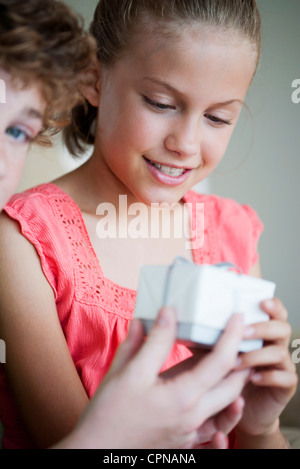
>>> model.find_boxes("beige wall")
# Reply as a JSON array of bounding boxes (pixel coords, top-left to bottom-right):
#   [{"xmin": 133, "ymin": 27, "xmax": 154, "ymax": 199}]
[
  {"xmin": 18, "ymin": 0, "xmax": 300, "ymax": 329},
  {"xmin": 211, "ymin": 0, "xmax": 300, "ymax": 330}
]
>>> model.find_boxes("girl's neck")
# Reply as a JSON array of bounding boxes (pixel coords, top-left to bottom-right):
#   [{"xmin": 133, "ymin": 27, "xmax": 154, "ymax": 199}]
[
  {"xmin": 57, "ymin": 152, "xmax": 182, "ymax": 219},
  {"xmin": 81, "ymin": 153, "xmax": 149, "ymax": 211}
]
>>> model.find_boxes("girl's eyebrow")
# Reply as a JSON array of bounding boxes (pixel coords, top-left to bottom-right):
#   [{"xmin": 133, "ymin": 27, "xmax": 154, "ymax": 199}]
[
  {"xmin": 142, "ymin": 76, "xmax": 181, "ymax": 95},
  {"xmin": 142, "ymin": 76, "xmax": 243, "ymax": 107},
  {"xmin": 21, "ymin": 107, "xmax": 43, "ymax": 121},
  {"xmin": 208, "ymin": 99, "xmax": 243, "ymax": 109}
]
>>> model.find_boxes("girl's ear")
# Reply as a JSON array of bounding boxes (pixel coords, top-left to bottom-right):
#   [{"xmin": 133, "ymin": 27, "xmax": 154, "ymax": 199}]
[{"xmin": 78, "ymin": 58, "xmax": 102, "ymax": 107}]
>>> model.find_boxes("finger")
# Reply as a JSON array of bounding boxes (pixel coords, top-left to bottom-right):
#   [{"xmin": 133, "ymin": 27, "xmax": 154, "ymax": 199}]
[
  {"xmin": 108, "ymin": 319, "xmax": 145, "ymax": 376},
  {"xmin": 198, "ymin": 369, "xmax": 250, "ymax": 422},
  {"xmin": 251, "ymin": 369, "xmax": 298, "ymax": 391},
  {"xmin": 210, "ymin": 432, "xmax": 229, "ymax": 449},
  {"xmin": 260, "ymin": 298, "xmax": 288, "ymax": 321},
  {"xmin": 131, "ymin": 307, "xmax": 177, "ymax": 381},
  {"xmin": 243, "ymin": 320, "xmax": 292, "ymax": 345},
  {"xmin": 196, "ymin": 397, "xmax": 244, "ymax": 444},
  {"xmin": 176, "ymin": 314, "xmax": 244, "ymax": 395},
  {"xmin": 213, "ymin": 396, "xmax": 245, "ymax": 435},
  {"xmin": 200, "ymin": 432, "xmax": 229, "ymax": 449},
  {"xmin": 195, "ymin": 418, "xmax": 219, "ymax": 443},
  {"xmin": 236, "ymin": 344, "xmax": 292, "ymax": 370}
]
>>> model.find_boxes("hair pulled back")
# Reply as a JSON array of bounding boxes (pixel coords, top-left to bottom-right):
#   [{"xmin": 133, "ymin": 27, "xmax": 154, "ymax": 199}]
[{"xmin": 64, "ymin": 0, "xmax": 262, "ymax": 156}]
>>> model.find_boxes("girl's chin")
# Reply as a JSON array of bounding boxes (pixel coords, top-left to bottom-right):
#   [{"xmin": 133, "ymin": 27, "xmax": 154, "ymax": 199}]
[{"xmin": 134, "ymin": 187, "xmax": 188, "ymax": 207}]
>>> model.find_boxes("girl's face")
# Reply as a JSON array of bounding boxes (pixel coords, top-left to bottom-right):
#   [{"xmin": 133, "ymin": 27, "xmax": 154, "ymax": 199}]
[
  {"xmin": 94, "ymin": 27, "xmax": 257, "ymax": 205},
  {"xmin": 0, "ymin": 69, "xmax": 45, "ymax": 210}
]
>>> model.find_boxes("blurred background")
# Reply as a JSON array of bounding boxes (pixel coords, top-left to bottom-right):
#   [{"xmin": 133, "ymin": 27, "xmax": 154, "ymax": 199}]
[{"xmin": 17, "ymin": 0, "xmax": 300, "ymax": 330}]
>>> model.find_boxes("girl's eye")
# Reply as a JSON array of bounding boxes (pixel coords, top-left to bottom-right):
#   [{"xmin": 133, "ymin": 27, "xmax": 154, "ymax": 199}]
[
  {"xmin": 205, "ymin": 114, "xmax": 232, "ymax": 126},
  {"xmin": 6, "ymin": 126, "xmax": 32, "ymax": 143},
  {"xmin": 143, "ymin": 96, "xmax": 175, "ymax": 111}
]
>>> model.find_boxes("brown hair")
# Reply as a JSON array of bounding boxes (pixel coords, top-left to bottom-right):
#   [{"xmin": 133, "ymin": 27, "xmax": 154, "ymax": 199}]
[
  {"xmin": 0, "ymin": 0, "xmax": 96, "ymax": 145},
  {"xmin": 64, "ymin": 0, "xmax": 262, "ymax": 156}
]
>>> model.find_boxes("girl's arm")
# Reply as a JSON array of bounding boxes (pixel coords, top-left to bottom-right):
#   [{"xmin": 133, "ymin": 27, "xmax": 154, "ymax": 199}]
[{"xmin": 0, "ymin": 213, "xmax": 89, "ymax": 448}]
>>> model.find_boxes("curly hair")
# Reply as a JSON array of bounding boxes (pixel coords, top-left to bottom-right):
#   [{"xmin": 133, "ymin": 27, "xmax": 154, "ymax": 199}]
[
  {"xmin": 63, "ymin": 0, "xmax": 262, "ymax": 157},
  {"xmin": 0, "ymin": 0, "xmax": 96, "ymax": 145}
]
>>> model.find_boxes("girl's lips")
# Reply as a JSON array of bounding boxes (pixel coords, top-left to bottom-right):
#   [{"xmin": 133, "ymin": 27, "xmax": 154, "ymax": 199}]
[{"xmin": 143, "ymin": 156, "xmax": 192, "ymax": 187}]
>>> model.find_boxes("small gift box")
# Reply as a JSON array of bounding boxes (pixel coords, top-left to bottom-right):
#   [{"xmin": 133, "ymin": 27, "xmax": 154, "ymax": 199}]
[{"xmin": 134, "ymin": 258, "xmax": 276, "ymax": 352}]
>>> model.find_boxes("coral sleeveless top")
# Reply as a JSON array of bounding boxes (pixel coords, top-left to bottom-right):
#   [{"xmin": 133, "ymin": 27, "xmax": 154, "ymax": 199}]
[{"xmin": 0, "ymin": 183, "xmax": 263, "ymax": 448}]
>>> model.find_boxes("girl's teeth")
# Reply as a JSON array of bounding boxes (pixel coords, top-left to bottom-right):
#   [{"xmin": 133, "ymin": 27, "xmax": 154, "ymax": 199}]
[{"xmin": 152, "ymin": 161, "xmax": 185, "ymax": 177}]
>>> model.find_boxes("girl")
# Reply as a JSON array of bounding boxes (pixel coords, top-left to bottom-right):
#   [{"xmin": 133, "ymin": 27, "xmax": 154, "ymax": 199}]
[
  {"xmin": 0, "ymin": 0, "xmax": 297, "ymax": 449},
  {"xmin": 0, "ymin": 0, "xmax": 254, "ymax": 450}
]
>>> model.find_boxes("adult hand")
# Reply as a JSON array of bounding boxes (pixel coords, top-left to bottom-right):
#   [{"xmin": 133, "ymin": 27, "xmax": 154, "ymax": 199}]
[{"xmin": 56, "ymin": 308, "xmax": 249, "ymax": 449}]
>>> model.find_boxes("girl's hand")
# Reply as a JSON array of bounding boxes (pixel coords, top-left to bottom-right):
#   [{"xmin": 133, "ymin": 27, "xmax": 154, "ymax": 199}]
[{"xmin": 235, "ymin": 298, "xmax": 298, "ymax": 443}]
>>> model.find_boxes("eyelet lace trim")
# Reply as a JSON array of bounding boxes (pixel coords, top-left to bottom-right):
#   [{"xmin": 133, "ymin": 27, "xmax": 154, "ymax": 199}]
[
  {"xmin": 28, "ymin": 184, "xmax": 214, "ymax": 319},
  {"xmin": 48, "ymin": 184, "xmax": 136, "ymax": 318}
]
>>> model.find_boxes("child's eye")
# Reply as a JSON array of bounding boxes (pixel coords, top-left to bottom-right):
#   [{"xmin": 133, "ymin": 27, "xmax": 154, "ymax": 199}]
[
  {"xmin": 6, "ymin": 126, "xmax": 32, "ymax": 143},
  {"xmin": 143, "ymin": 96, "xmax": 175, "ymax": 111},
  {"xmin": 205, "ymin": 114, "xmax": 232, "ymax": 126}
]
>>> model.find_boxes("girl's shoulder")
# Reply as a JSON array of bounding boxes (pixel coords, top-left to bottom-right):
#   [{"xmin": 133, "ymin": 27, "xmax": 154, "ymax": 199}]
[
  {"xmin": 2, "ymin": 183, "xmax": 80, "ymax": 303},
  {"xmin": 4, "ymin": 182, "xmax": 79, "ymax": 234},
  {"xmin": 6, "ymin": 182, "xmax": 70, "ymax": 208},
  {"xmin": 184, "ymin": 189, "xmax": 263, "ymax": 233},
  {"xmin": 184, "ymin": 189, "xmax": 264, "ymax": 273}
]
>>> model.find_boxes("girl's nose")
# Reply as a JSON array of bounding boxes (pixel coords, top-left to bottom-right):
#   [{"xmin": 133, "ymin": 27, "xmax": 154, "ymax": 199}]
[{"xmin": 164, "ymin": 116, "xmax": 200, "ymax": 159}]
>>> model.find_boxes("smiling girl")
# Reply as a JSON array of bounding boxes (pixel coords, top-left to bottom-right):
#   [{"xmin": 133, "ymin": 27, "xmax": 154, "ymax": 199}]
[{"xmin": 0, "ymin": 0, "xmax": 297, "ymax": 449}]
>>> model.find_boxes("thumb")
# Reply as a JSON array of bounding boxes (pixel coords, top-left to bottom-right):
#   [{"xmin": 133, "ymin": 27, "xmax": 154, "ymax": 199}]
[
  {"xmin": 108, "ymin": 319, "xmax": 145, "ymax": 376},
  {"xmin": 132, "ymin": 307, "xmax": 178, "ymax": 381}
]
